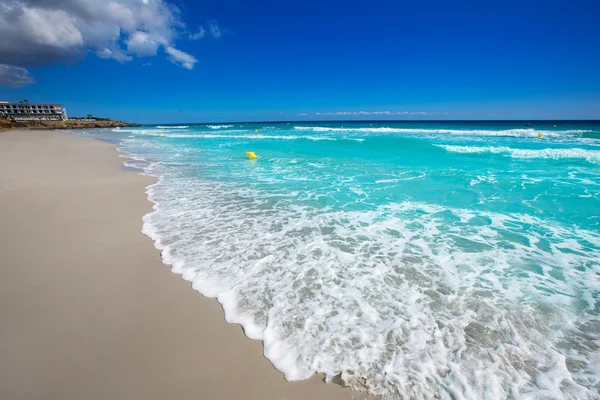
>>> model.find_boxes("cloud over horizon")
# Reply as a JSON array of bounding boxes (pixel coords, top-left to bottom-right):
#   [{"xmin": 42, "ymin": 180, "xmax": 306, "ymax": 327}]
[
  {"xmin": 0, "ymin": 0, "xmax": 214, "ymax": 87},
  {"xmin": 309, "ymin": 111, "xmax": 448, "ymax": 116}
]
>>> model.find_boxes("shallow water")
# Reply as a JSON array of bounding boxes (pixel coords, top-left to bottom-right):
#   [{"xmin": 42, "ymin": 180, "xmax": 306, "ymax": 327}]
[{"xmin": 69, "ymin": 121, "xmax": 600, "ymax": 399}]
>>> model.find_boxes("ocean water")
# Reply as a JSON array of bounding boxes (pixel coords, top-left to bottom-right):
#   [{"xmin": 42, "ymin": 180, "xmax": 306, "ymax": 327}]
[{"xmin": 69, "ymin": 121, "xmax": 600, "ymax": 399}]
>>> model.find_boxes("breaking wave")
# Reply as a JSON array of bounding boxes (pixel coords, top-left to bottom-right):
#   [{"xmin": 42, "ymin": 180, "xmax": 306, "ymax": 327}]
[
  {"xmin": 208, "ymin": 125, "xmax": 234, "ymax": 129},
  {"xmin": 294, "ymin": 126, "xmax": 592, "ymax": 138},
  {"xmin": 437, "ymin": 145, "xmax": 600, "ymax": 164}
]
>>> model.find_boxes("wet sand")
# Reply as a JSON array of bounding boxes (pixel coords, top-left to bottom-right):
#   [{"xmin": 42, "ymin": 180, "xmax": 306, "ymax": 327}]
[{"xmin": 0, "ymin": 130, "xmax": 372, "ymax": 400}]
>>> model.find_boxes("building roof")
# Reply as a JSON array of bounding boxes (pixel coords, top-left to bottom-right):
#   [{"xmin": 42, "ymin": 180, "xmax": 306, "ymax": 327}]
[{"xmin": 0, "ymin": 102, "xmax": 62, "ymax": 106}]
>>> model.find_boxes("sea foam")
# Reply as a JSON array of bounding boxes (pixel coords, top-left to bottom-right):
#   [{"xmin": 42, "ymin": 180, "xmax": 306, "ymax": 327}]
[
  {"xmin": 207, "ymin": 124, "xmax": 234, "ymax": 129},
  {"xmin": 437, "ymin": 145, "xmax": 600, "ymax": 164},
  {"xmin": 294, "ymin": 126, "xmax": 592, "ymax": 138},
  {"xmin": 99, "ymin": 121, "xmax": 600, "ymax": 400},
  {"xmin": 140, "ymin": 174, "xmax": 600, "ymax": 399}
]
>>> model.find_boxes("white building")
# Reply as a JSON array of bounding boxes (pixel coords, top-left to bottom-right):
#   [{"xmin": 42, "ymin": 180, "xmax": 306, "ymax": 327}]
[{"xmin": 0, "ymin": 102, "xmax": 68, "ymax": 120}]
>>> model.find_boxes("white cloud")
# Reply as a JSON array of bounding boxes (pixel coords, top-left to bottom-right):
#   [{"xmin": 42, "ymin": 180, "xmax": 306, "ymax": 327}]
[
  {"xmin": 20, "ymin": 7, "xmax": 84, "ymax": 49},
  {"xmin": 189, "ymin": 26, "xmax": 205, "ymax": 40},
  {"xmin": 208, "ymin": 20, "xmax": 222, "ymax": 38},
  {"xmin": 96, "ymin": 47, "xmax": 133, "ymax": 63},
  {"xmin": 165, "ymin": 46, "xmax": 197, "ymax": 70},
  {"xmin": 297, "ymin": 113, "xmax": 309, "ymax": 116},
  {"xmin": 189, "ymin": 21, "xmax": 222, "ymax": 40},
  {"xmin": 0, "ymin": 0, "xmax": 208, "ymax": 86},
  {"xmin": 0, "ymin": 64, "xmax": 36, "ymax": 87},
  {"xmin": 126, "ymin": 31, "xmax": 160, "ymax": 57}
]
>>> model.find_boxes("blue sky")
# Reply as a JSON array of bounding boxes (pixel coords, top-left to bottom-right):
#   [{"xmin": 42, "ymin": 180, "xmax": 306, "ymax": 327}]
[{"xmin": 1, "ymin": 0, "xmax": 599, "ymax": 123}]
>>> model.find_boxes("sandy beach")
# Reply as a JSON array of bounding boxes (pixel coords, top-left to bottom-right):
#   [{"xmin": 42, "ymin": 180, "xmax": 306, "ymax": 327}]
[{"xmin": 0, "ymin": 130, "xmax": 371, "ymax": 400}]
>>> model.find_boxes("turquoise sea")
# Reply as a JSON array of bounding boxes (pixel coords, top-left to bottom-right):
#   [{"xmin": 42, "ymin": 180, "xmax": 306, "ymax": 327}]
[{"xmin": 71, "ymin": 121, "xmax": 600, "ymax": 399}]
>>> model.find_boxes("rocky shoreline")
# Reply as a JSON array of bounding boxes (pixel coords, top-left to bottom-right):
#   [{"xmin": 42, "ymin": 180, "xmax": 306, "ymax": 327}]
[{"xmin": 0, "ymin": 119, "xmax": 140, "ymax": 131}]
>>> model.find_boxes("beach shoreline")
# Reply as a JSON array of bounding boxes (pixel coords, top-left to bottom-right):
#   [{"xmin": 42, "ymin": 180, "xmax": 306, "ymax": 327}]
[{"xmin": 0, "ymin": 129, "xmax": 371, "ymax": 400}]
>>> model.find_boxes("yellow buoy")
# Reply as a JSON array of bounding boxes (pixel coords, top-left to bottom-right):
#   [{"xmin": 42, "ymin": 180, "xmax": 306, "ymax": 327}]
[
  {"xmin": 160, "ymin": 133, "xmax": 163, "ymax": 137},
  {"xmin": 538, "ymin": 133, "xmax": 543, "ymax": 139},
  {"xmin": 255, "ymin": 129, "xmax": 258, "ymax": 133},
  {"xmin": 246, "ymin": 151, "xmax": 257, "ymax": 159},
  {"xmin": 554, "ymin": 125, "xmax": 556, "ymax": 128}
]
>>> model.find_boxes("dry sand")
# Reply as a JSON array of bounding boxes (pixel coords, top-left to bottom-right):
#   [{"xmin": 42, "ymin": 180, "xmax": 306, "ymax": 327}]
[{"xmin": 0, "ymin": 130, "xmax": 373, "ymax": 400}]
